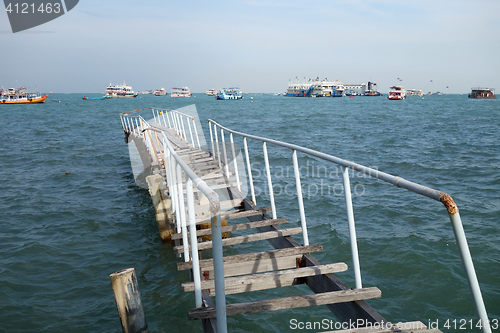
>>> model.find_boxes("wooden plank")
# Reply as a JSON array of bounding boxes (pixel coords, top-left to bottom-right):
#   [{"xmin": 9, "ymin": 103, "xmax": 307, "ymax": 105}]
[
  {"xmin": 228, "ymin": 194, "xmax": 389, "ymax": 325},
  {"xmin": 194, "ymin": 198, "xmax": 243, "ymax": 215},
  {"xmin": 188, "ymin": 287, "xmax": 382, "ymax": 320},
  {"xmin": 197, "ymin": 255, "xmax": 303, "ymax": 279},
  {"xmin": 214, "ymin": 206, "xmax": 271, "ymax": 222},
  {"xmin": 171, "ymin": 218, "xmax": 288, "ymax": 241},
  {"xmin": 178, "ymin": 244, "xmax": 323, "ymax": 271},
  {"xmin": 190, "ymin": 164, "xmax": 219, "ymax": 172},
  {"xmin": 183, "ymin": 262, "xmax": 348, "ymax": 296},
  {"xmin": 182, "ymin": 182, "xmax": 241, "ymax": 194},
  {"xmin": 173, "ymin": 227, "xmax": 303, "ymax": 254},
  {"xmin": 177, "ymin": 151, "xmax": 209, "ymax": 157},
  {"xmin": 187, "ymin": 156, "xmax": 213, "ymax": 163}
]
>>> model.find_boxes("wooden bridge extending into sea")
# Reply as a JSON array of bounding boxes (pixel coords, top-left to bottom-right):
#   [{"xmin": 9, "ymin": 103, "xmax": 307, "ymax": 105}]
[{"xmin": 113, "ymin": 107, "xmax": 491, "ymax": 333}]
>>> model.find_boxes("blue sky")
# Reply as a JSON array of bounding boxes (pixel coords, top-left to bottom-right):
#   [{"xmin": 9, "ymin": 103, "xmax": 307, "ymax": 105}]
[{"xmin": 1, "ymin": 0, "xmax": 499, "ymax": 93}]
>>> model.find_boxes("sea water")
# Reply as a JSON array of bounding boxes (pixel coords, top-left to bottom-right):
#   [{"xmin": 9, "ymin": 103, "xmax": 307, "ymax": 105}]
[{"xmin": 0, "ymin": 93, "xmax": 498, "ymax": 332}]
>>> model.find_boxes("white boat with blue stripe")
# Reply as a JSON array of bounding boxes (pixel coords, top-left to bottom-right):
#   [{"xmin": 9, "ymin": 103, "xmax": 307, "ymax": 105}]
[{"xmin": 215, "ymin": 87, "xmax": 243, "ymax": 100}]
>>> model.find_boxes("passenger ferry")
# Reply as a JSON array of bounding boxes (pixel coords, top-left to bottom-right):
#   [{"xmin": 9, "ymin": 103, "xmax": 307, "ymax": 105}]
[
  {"xmin": 153, "ymin": 88, "xmax": 167, "ymax": 96},
  {"xmin": 285, "ymin": 83, "xmax": 312, "ymax": 97},
  {"xmin": 171, "ymin": 87, "xmax": 192, "ymax": 98},
  {"xmin": 205, "ymin": 89, "xmax": 217, "ymax": 96},
  {"xmin": 105, "ymin": 81, "xmax": 138, "ymax": 98},
  {"xmin": 468, "ymin": 87, "xmax": 496, "ymax": 99},
  {"xmin": 406, "ymin": 89, "xmax": 424, "ymax": 97},
  {"xmin": 310, "ymin": 79, "xmax": 344, "ymax": 97},
  {"xmin": 363, "ymin": 82, "xmax": 383, "ymax": 96},
  {"xmin": 286, "ymin": 78, "xmax": 344, "ymax": 97},
  {"xmin": 388, "ymin": 86, "xmax": 406, "ymax": 100},
  {"xmin": 215, "ymin": 88, "xmax": 243, "ymax": 100},
  {"xmin": 0, "ymin": 87, "xmax": 48, "ymax": 104}
]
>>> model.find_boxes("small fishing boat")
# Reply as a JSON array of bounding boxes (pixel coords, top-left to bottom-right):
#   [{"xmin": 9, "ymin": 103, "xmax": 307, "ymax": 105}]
[
  {"xmin": 83, "ymin": 96, "xmax": 107, "ymax": 100},
  {"xmin": 468, "ymin": 87, "xmax": 496, "ymax": 99},
  {"xmin": 388, "ymin": 86, "xmax": 406, "ymax": 100},
  {"xmin": 215, "ymin": 87, "xmax": 243, "ymax": 100},
  {"xmin": 0, "ymin": 87, "xmax": 48, "ymax": 104}
]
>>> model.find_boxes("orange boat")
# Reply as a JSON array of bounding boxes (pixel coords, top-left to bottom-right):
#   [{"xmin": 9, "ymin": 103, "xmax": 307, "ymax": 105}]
[{"xmin": 0, "ymin": 87, "xmax": 48, "ymax": 104}]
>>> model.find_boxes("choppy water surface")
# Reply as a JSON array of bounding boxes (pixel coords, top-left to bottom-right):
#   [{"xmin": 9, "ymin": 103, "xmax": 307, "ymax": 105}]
[{"xmin": 0, "ymin": 93, "xmax": 498, "ymax": 332}]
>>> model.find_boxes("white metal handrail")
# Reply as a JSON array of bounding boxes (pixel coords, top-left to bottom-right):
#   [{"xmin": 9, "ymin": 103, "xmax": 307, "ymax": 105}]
[
  {"xmin": 151, "ymin": 108, "xmax": 201, "ymax": 149},
  {"xmin": 138, "ymin": 124, "xmax": 227, "ymax": 333},
  {"xmin": 208, "ymin": 119, "xmax": 491, "ymax": 333},
  {"xmin": 120, "ymin": 107, "xmax": 201, "ymax": 150}
]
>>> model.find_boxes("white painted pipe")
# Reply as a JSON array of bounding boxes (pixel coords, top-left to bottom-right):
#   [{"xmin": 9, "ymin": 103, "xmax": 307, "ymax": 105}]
[
  {"xmin": 263, "ymin": 142, "xmax": 277, "ymax": 219},
  {"xmin": 230, "ymin": 133, "xmax": 241, "ymax": 191},
  {"xmin": 342, "ymin": 166, "xmax": 362, "ymax": 289},
  {"xmin": 243, "ymin": 137, "xmax": 256, "ymax": 204},
  {"xmin": 177, "ymin": 163, "xmax": 190, "ymax": 261},
  {"xmin": 292, "ymin": 150, "xmax": 309, "ymax": 246},
  {"xmin": 186, "ymin": 178, "xmax": 202, "ymax": 308},
  {"xmin": 450, "ymin": 212, "xmax": 491, "ymax": 333}
]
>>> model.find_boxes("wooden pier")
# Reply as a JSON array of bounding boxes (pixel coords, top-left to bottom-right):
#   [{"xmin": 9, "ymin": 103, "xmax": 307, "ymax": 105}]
[{"xmin": 118, "ymin": 107, "xmax": 490, "ymax": 333}]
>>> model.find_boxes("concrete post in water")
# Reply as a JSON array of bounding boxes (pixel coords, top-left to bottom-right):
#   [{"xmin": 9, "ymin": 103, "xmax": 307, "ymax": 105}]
[{"xmin": 110, "ymin": 268, "xmax": 149, "ymax": 333}]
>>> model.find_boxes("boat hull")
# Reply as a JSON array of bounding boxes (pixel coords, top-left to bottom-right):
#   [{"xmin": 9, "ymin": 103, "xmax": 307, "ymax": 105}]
[
  {"xmin": 216, "ymin": 95, "xmax": 243, "ymax": 100},
  {"xmin": 468, "ymin": 95, "xmax": 496, "ymax": 99}
]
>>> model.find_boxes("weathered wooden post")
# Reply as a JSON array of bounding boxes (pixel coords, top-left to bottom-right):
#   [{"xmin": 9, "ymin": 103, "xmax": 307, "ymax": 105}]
[
  {"xmin": 110, "ymin": 268, "xmax": 149, "ymax": 333},
  {"xmin": 146, "ymin": 174, "xmax": 174, "ymax": 242}
]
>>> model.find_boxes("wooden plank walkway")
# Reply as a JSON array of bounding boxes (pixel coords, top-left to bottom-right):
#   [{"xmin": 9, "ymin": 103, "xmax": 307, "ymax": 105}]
[{"xmin": 130, "ymin": 119, "xmax": 444, "ymax": 333}]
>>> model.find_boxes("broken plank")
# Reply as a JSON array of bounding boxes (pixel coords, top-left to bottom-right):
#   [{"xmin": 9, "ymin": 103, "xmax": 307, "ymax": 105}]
[
  {"xmin": 188, "ymin": 287, "xmax": 382, "ymax": 320},
  {"xmin": 196, "ymin": 254, "xmax": 304, "ymax": 279},
  {"xmin": 171, "ymin": 218, "xmax": 288, "ymax": 241},
  {"xmin": 173, "ymin": 227, "xmax": 303, "ymax": 254},
  {"xmin": 183, "ymin": 262, "xmax": 348, "ymax": 296},
  {"xmin": 178, "ymin": 244, "xmax": 322, "ymax": 271}
]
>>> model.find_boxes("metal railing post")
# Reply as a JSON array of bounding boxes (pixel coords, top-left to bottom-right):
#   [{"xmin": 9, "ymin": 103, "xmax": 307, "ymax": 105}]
[
  {"xmin": 187, "ymin": 118, "xmax": 194, "ymax": 148},
  {"xmin": 230, "ymin": 133, "xmax": 241, "ymax": 191},
  {"xmin": 292, "ymin": 150, "xmax": 309, "ymax": 246},
  {"xmin": 263, "ymin": 142, "xmax": 277, "ymax": 219},
  {"xmin": 449, "ymin": 212, "xmax": 491, "ymax": 333},
  {"xmin": 180, "ymin": 115, "xmax": 187, "ymax": 141},
  {"xmin": 177, "ymin": 163, "xmax": 190, "ymax": 261},
  {"xmin": 126, "ymin": 117, "xmax": 131, "ymax": 132},
  {"xmin": 243, "ymin": 137, "xmax": 256, "ymax": 204},
  {"xmin": 134, "ymin": 118, "xmax": 140, "ymax": 135},
  {"xmin": 186, "ymin": 178, "xmax": 202, "ymax": 308},
  {"xmin": 209, "ymin": 120, "xmax": 215, "ymax": 157},
  {"xmin": 214, "ymin": 123, "xmax": 221, "ymax": 169},
  {"xmin": 342, "ymin": 166, "xmax": 362, "ymax": 289},
  {"xmin": 120, "ymin": 115, "xmax": 125, "ymax": 131},
  {"xmin": 173, "ymin": 112, "xmax": 179, "ymax": 135},
  {"xmin": 221, "ymin": 129, "xmax": 230, "ymax": 178},
  {"xmin": 170, "ymin": 155, "xmax": 180, "ymax": 232},
  {"xmin": 165, "ymin": 111, "xmax": 171, "ymax": 128},
  {"xmin": 193, "ymin": 118, "xmax": 201, "ymax": 149},
  {"xmin": 211, "ymin": 211, "xmax": 227, "ymax": 333}
]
